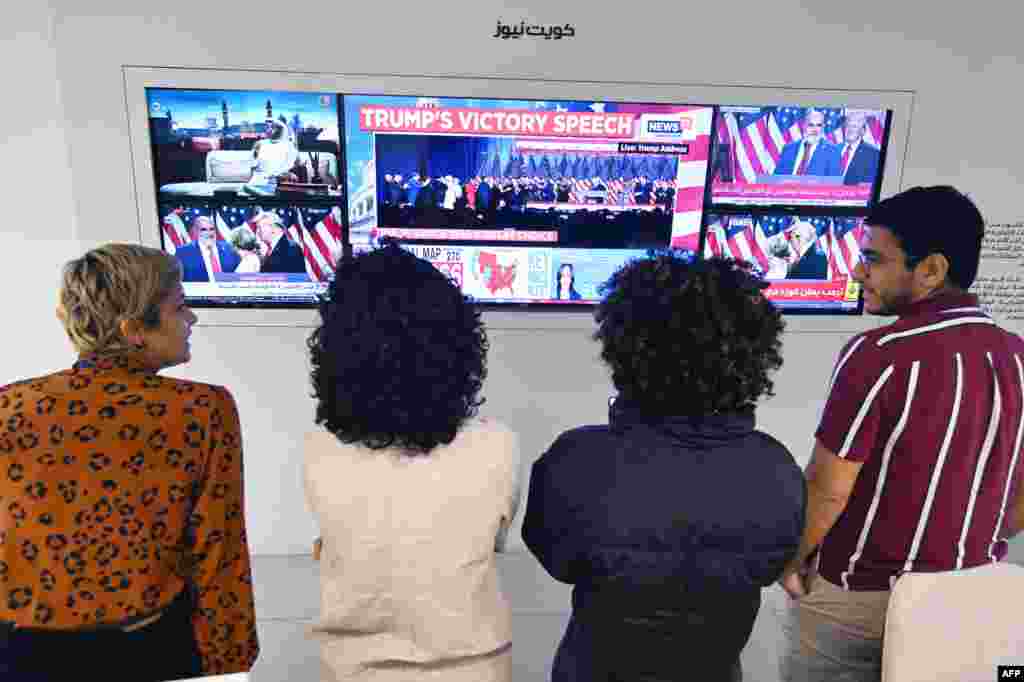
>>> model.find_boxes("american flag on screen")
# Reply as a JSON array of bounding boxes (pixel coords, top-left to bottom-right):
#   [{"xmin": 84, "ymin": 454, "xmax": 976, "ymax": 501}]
[
  {"xmin": 160, "ymin": 207, "xmax": 211, "ymax": 254},
  {"xmin": 704, "ymin": 216, "xmax": 756, "ymax": 264},
  {"xmin": 806, "ymin": 216, "xmax": 836, "ymax": 280},
  {"xmin": 705, "ymin": 214, "xmax": 792, "ymax": 268},
  {"xmin": 705, "ymin": 214, "xmax": 847, "ymax": 280},
  {"xmin": 829, "ymin": 217, "xmax": 866, "ymax": 277},
  {"xmin": 282, "ymin": 206, "xmax": 344, "ymax": 281},
  {"xmin": 716, "ymin": 107, "xmax": 885, "ymax": 183},
  {"xmin": 160, "ymin": 205, "xmax": 343, "ymax": 280}
]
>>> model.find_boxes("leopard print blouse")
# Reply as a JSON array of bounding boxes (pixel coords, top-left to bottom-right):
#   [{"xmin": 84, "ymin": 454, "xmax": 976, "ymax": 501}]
[{"xmin": 0, "ymin": 354, "xmax": 259, "ymax": 673}]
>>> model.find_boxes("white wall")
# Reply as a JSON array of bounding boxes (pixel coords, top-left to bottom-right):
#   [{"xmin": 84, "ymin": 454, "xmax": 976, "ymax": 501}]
[
  {"xmin": 1, "ymin": 4, "xmax": 80, "ymax": 384},
  {"xmin": 3, "ymin": 0, "xmax": 1021, "ymax": 561}
]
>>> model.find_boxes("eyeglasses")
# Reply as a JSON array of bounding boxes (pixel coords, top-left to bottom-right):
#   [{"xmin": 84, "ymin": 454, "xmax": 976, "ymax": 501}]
[{"xmin": 857, "ymin": 251, "xmax": 922, "ymax": 274}]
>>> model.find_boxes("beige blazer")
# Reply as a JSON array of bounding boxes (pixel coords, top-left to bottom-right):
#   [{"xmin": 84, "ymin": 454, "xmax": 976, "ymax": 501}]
[{"xmin": 304, "ymin": 418, "xmax": 520, "ymax": 682}]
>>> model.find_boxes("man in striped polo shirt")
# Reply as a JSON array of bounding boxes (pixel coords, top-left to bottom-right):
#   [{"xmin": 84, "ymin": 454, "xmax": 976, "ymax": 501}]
[{"xmin": 778, "ymin": 186, "xmax": 1024, "ymax": 681}]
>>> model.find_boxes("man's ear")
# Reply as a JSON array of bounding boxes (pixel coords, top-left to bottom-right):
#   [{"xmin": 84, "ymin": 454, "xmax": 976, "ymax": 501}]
[{"xmin": 915, "ymin": 252, "xmax": 951, "ymax": 290}]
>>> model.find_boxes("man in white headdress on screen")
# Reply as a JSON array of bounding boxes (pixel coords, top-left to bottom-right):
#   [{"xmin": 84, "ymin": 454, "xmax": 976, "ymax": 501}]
[{"xmin": 242, "ymin": 118, "xmax": 299, "ymax": 196}]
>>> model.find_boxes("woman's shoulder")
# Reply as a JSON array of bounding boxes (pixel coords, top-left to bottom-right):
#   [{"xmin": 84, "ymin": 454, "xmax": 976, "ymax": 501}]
[
  {"xmin": 301, "ymin": 420, "xmax": 521, "ymax": 467},
  {"xmin": 302, "ymin": 427, "xmax": 348, "ymax": 456},
  {"xmin": 455, "ymin": 417, "xmax": 520, "ymax": 452},
  {"xmin": 146, "ymin": 377, "xmax": 240, "ymax": 422},
  {"xmin": 745, "ymin": 429, "xmax": 804, "ymax": 482},
  {"xmin": 462, "ymin": 415, "xmax": 514, "ymax": 436},
  {"xmin": 748, "ymin": 429, "xmax": 798, "ymax": 462},
  {"xmin": 156, "ymin": 375, "xmax": 235, "ymax": 401}
]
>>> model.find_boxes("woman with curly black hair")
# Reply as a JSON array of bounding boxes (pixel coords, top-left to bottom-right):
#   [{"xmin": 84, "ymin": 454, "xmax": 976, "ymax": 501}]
[
  {"xmin": 303, "ymin": 242, "xmax": 520, "ymax": 682},
  {"xmin": 522, "ymin": 254, "xmax": 806, "ymax": 682}
]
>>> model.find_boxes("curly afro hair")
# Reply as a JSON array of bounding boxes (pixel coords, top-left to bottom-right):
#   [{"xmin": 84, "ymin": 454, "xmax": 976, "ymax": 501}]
[
  {"xmin": 594, "ymin": 254, "xmax": 785, "ymax": 417},
  {"xmin": 308, "ymin": 242, "xmax": 488, "ymax": 453}
]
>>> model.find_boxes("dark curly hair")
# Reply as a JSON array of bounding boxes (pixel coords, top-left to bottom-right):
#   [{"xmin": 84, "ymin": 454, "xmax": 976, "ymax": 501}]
[
  {"xmin": 307, "ymin": 242, "xmax": 488, "ymax": 453},
  {"xmin": 594, "ymin": 254, "xmax": 785, "ymax": 417}
]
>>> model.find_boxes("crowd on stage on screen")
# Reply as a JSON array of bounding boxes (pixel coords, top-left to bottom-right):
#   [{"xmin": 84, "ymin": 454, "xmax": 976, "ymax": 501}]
[
  {"xmin": 379, "ymin": 172, "xmax": 678, "ymax": 216},
  {"xmin": 374, "ymin": 171, "xmax": 678, "ymax": 245}
]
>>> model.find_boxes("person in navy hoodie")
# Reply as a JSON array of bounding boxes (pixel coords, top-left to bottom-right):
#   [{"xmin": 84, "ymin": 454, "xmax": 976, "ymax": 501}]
[{"xmin": 522, "ymin": 253, "xmax": 806, "ymax": 682}]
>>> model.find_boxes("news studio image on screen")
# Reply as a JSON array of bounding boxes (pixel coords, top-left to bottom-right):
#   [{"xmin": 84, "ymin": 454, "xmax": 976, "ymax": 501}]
[
  {"xmin": 710, "ymin": 106, "xmax": 889, "ymax": 208},
  {"xmin": 147, "ymin": 88, "xmax": 341, "ymax": 199},
  {"xmin": 343, "ymin": 93, "xmax": 714, "ymax": 304},
  {"xmin": 146, "ymin": 88, "xmax": 345, "ymax": 306}
]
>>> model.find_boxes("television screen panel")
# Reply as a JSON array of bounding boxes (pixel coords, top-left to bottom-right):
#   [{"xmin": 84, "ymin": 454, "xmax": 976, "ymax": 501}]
[
  {"xmin": 145, "ymin": 88, "xmax": 344, "ymax": 307},
  {"xmin": 146, "ymin": 88, "xmax": 342, "ymax": 201},
  {"xmin": 703, "ymin": 212, "xmax": 865, "ymax": 314},
  {"xmin": 343, "ymin": 93, "xmax": 714, "ymax": 305},
  {"xmin": 709, "ymin": 106, "xmax": 891, "ymax": 209},
  {"xmin": 158, "ymin": 200, "xmax": 343, "ymax": 306}
]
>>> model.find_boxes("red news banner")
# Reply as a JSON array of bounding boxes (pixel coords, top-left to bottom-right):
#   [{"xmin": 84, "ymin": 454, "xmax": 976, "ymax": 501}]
[
  {"xmin": 375, "ymin": 228, "xmax": 557, "ymax": 242},
  {"xmin": 359, "ymin": 106, "xmax": 636, "ymax": 138},
  {"xmin": 768, "ymin": 278, "xmax": 854, "ymax": 301},
  {"xmin": 712, "ymin": 181, "xmax": 872, "ymax": 204}
]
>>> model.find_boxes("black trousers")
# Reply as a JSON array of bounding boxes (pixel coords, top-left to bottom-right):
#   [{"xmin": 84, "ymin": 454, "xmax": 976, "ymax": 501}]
[{"xmin": 0, "ymin": 588, "xmax": 202, "ymax": 682}]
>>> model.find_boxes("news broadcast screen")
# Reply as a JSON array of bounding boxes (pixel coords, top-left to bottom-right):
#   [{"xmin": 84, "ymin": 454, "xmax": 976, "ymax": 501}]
[
  {"xmin": 158, "ymin": 201, "xmax": 344, "ymax": 306},
  {"xmin": 145, "ymin": 88, "xmax": 342, "ymax": 201},
  {"xmin": 709, "ymin": 106, "xmax": 890, "ymax": 209},
  {"xmin": 703, "ymin": 213, "xmax": 865, "ymax": 313},
  {"xmin": 343, "ymin": 93, "xmax": 713, "ymax": 304}
]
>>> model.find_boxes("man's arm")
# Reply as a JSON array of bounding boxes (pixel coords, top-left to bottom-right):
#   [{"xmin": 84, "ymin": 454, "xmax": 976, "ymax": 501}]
[{"xmin": 778, "ymin": 438, "xmax": 864, "ymax": 597}]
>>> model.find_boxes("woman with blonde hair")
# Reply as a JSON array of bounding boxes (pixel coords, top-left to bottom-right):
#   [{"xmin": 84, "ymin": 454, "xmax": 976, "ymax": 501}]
[
  {"xmin": 229, "ymin": 224, "xmax": 263, "ymax": 273},
  {"xmin": 0, "ymin": 243, "xmax": 259, "ymax": 681}
]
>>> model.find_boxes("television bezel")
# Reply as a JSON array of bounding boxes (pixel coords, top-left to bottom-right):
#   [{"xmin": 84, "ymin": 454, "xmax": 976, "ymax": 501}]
[{"xmin": 124, "ymin": 66, "xmax": 912, "ymax": 331}]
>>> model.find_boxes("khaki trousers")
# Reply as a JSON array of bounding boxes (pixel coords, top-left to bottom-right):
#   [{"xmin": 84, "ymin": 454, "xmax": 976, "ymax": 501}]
[{"xmin": 779, "ymin": 574, "xmax": 891, "ymax": 682}]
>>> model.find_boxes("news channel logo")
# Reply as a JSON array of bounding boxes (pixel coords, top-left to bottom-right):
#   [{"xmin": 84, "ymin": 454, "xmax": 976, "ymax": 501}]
[{"xmin": 639, "ymin": 113, "xmax": 698, "ymax": 142}]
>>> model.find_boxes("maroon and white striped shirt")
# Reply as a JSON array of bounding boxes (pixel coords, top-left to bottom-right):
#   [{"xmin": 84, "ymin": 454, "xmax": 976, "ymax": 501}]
[{"xmin": 816, "ymin": 293, "xmax": 1024, "ymax": 590}]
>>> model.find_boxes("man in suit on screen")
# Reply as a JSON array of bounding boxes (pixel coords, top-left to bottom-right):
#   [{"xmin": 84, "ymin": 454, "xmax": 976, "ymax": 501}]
[
  {"xmin": 786, "ymin": 220, "xmax": 829, "ymax": 280},
  {"xmin": 773, "ymin": 109, "xmax": 842, "ymax": 177},
  {"xmin": 838, "ymin": 112, "xmax": 881, "ymax": 185},
  {"xmin": 253, "ymin": 210, "xmax": 306, "ymax": 274},
  {"xmin": 175, "ymin": 215, "xmax": 241, "ymax": 282}
]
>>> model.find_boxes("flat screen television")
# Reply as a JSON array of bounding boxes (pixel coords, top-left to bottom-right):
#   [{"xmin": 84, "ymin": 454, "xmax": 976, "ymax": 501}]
[
  {"xmin": 709, "ymin": 105, "xmax": 892, "ymax": 210},
  {"xmin": 703, "ymin": 212, "xmax": 865, "ymax": 314},
  {"xmin": 145, "ymin": 87, "xmax": 344, "ymax": 306},
  {"xmin": 343, "ymin": 93, "xmax": 714, "ymax": 305},
  {"xmin": 128, "ymin": 68, "xmax": 911, "ymax": 320}
]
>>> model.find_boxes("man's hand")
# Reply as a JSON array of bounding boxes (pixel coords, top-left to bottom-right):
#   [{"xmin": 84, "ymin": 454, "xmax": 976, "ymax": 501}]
[
  {"xmin": 779, "ymin": 566, "xmax": 811, "ymax": 600},
  {"xmin": 778, "ymin": 440, "xmax": 863, "ymax": 600}
]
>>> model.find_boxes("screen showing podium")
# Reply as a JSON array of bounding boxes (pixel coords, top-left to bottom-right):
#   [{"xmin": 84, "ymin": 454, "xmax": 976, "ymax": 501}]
[{"xmin": 709, "ymin": 105, "xmax": 891, "ymax": 210}]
